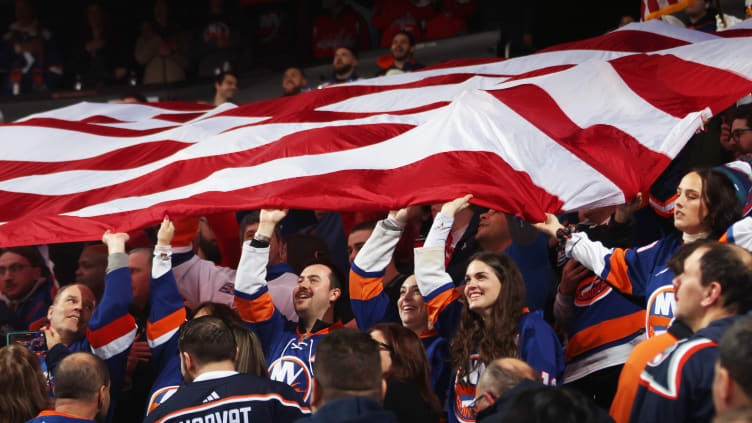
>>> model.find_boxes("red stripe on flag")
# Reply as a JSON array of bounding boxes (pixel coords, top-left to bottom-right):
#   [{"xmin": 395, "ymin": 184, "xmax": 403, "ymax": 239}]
[
  {"xmin": 488, "ymin": 84, "xmax": 671, "ymax": 196},
  {"xmin": 152, "ymin": 112, "xmax": 205, "ymax": 123},
  {"xmin": 0, "ymin": 141, "xmax": 190, "ymax": 180},
  {"xmin": 0, "ymin": 123, "xmax": 416, "ymax": 220},
  {"xmin": 0, "ymin": 150, "xmax": 565, "ymax": 246},
  {"xmin": 80, "ymin": 115, "xmax": 128, "ymax": 124},
  {"xmin": 217, "ymin": 73, "xmax": 508, "ymax": 118},
  {"xmin": 539, "ymin": 29, "xmax": 690, "ymax": 53},
  {"xmin": 609, "ymin": 53, "xmax": 752, "ymax": 117},
  {"xmin": 502, "ymin": 64, "xmax": 576, "ymax": 83},
  {"xmin": 713, "ymin": 29, "xmax": 752, "ymax": 38},
  {"xmin": 234, "ymin": 102, "xmax": 450, "ymax": 126},
  {"xmin": 9, "ymin": 118, "xmax": 178, "ymax": 137}
]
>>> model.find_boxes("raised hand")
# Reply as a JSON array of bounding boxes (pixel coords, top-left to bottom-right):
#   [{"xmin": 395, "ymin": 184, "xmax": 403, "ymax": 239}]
[
  {"xmin": 389, "ymin": 207, "xmax": 410, "ymax": 224},
  {"xmin": 440, "ymin": 194, "xmax": 473, "ymax": 218},
  {"xmin": 615, "ymin": 192, "xmax": 643, "ymax": 223},
  {"xmin": 257, "ymin": 209, "xmax": 288, "ymax": 239},
  {"xmin": 102, "ymin": 230, "xmax": 130, "ymax": 254},
  {"xmin": 532, "ymin": 213, "xmax": 564, "ymax": 238},
  {"xmin": 157, "ymin": 216, "xmax": 176, "ymax": 247}
]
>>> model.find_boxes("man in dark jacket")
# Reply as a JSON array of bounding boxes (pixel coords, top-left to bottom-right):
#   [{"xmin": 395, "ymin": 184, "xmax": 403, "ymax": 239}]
[
  {"xmin": 296, "ymin": 328, "xmax": 398, "ymax": 423},
  {"xmin": 631, "ymin": 242, "xmax": 752, "ymax": 423}
]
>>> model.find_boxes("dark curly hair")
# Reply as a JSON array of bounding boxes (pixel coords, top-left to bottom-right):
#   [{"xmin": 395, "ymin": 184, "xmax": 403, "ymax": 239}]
[
  {"xmin": 691, "ymin": 168, "xmax": 741, "ymax": 239},
  {"xmin": 450, "ymin": 251, "xmax": 526, "ymax": 381}
]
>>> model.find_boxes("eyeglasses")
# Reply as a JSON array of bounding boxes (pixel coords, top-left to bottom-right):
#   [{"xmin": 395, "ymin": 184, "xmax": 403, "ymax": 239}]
[
  {"xmin": 731, "ymin": 128, "xmax": 752, "ymax": 140},
  {"xmin": 467, "ymin": 391, "xmax": 495, "ymax": 410},
  {"xmin": 0, "ymin": 263, "xmax": 29, "ymax": 276}
]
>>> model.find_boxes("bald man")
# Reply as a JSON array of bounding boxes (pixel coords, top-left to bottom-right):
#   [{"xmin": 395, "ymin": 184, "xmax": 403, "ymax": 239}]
[
  {"xmin": 475, "ymin": 358, "xmax": 542, "ymax": 422},
  {"xmin": 26, "ymin": 352, "xmax": 111, "ymax": 423}
]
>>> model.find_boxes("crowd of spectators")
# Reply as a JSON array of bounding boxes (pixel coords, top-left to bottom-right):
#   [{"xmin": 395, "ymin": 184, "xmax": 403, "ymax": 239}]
[
  {"xmin": 0, "ymin": 0, "xmax": 489, "ymax": 97},
  {"xmin": 4, "ymin": 2, "xmax": 752, "ymax": 423}
]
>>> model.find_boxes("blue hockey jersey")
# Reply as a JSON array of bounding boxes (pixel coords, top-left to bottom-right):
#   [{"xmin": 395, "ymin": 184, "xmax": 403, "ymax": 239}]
[
  {"xmin": 234, "ymin": 241, "xmax": 343, "ymax": 404},
  {"xmin": 568, "ymin": 231, "xmax": 683, "ymax": 338},
  {"xmin": 631, "ymin": 315, "xmax": 741, "ymax": 423},
  {"xmin": 145, "ymin": 249, "xmax": 188, "ymax": 416},
  {"xmin": 143, "ymin": 372, "xmax": 310, "ymax": 423},
  {"xmin": 415, "ymin": 214, "xmax": 564, "ymax": 423}
]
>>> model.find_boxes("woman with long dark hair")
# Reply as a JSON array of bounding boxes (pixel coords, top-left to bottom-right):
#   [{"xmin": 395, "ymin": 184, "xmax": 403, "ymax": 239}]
[
  {"xmin": 368, "ymin": 322, "xmax": 443, "ymax": 423},
  {"xmin": 534, "ymin": 168, "xmax": 742, "ymax": 338},
  {"xmin": 415, "ymin": 195, "xmax": 564, "ymax": 423}
]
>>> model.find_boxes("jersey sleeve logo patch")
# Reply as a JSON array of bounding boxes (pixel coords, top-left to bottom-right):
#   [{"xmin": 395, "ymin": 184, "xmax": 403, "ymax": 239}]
[{"xmin": 574, "ymin": 276, "xmax": 612, "ymax": 307}]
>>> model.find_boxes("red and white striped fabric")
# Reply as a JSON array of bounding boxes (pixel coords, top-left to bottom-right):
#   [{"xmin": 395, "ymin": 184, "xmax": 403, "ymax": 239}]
[
  {"xmin": 2, "ymin": 20, "xmax": 752, "ymax": 247},
  {"xmin": 640, "ymin": 0, "xmax": 690, "ymax": 22}
]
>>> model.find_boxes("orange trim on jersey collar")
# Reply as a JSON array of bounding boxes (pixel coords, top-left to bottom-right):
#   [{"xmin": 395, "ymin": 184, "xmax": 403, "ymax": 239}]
[
  {"xmin": 37, "ymin": 410, "xmax": 93, "ymax": 420},
  {"xmin": 419, "ymin": 328, "xmax": 438, "ymax": 338},
  {"xmin": 296, "ymin": 320, "xmax": 344, "ymax": 339}
]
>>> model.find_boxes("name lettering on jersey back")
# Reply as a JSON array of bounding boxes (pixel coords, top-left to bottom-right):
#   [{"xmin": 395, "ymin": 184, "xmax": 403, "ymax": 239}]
[
  {"xmin": 175, "ymin": 407, "xmax": 252, "ymax": 423},
  {"xmin": 268, "ymin": 356, "xmax": 312, "ymax": 402}
]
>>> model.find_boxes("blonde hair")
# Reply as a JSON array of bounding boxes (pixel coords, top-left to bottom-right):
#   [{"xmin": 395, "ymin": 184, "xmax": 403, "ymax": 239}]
[
  {"xmin": 231, "ymin": 325, "xmax": 268, "ymax": 378},
  {"xmin": 0, "ymin": 345, "xmax": 50, "ymax": 423}
]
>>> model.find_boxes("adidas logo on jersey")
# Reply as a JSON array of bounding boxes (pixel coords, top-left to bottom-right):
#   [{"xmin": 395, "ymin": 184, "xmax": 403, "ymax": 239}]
[{"xmin": 203, "ymin": 391, "xmax": 220, "ymax": 403}]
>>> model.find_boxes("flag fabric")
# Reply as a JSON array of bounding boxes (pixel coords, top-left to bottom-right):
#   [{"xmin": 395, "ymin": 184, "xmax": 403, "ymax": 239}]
[{"xmin": 2, "ymin": 20, "xmax": 752, "ymax": 247}]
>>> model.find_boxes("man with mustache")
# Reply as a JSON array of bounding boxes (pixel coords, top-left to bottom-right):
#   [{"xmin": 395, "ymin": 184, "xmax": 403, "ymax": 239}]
[{"xmin": 234, "ymin": 209, "xmax": 347, "ymax": 404}]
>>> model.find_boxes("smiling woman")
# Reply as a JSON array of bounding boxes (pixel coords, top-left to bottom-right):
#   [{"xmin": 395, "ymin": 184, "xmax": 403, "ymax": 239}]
[{"xmin": 414, "ymin": 196, "xmax": 564, "ymax": 423}]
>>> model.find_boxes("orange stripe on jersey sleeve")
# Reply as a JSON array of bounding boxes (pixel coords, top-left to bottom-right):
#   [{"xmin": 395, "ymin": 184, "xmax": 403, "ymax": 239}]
[
  {"xmin": 348, "ymin": 271, "xmax": 384, "ymax": 301},
  {"xmin": 235, "ymin": 291, "xmax": 275, "ymax": 322},
  {"xmin": 88, "ymin": 314, "xmax": 137, "ymax": 349},
  {"xmin": 719, "ymin": 233, "xmax": 728, "ymax": 243},
  {"xmin": 426, "ymin": 287, "xmax": 461, "ymax": 324},
  {"xmin": 147, "ymin": 308, "xmax": 187, "ymax": 342},
  {"xmin": 565, "ymin": 310, "xmax": 645, "ymax": 362},
  {"xmin": 605, "ymin": 249, "xmax": 634, "ymax": 295}
]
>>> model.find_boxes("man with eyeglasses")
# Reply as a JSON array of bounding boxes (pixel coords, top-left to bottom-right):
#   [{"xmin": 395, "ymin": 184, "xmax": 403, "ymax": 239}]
[
  {"xmin": 473, "ymin": 358, "xmax": 542, "ymax": 423},
  {"xmin": 727, "ymin": 104, "xmax": 752, "ymax": 158},
  {"xmin": 0, "ymin": 246, "xmax": 56, "ymax": 330}
]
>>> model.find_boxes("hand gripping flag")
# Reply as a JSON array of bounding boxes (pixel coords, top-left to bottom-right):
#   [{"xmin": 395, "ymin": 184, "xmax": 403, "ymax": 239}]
[{"xmin": 1, "ymin": 20, "xmax": 752, "ymax": 247}]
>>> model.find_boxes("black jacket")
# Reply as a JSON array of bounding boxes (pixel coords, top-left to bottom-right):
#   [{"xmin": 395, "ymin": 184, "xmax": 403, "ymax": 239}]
[{"xmin": 295, "ymin": 397, "xmax": 399, "ymax": 423}]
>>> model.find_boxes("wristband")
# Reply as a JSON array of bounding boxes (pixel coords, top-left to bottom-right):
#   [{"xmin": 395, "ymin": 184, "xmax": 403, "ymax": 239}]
[
  {"xmin": 154, "ymin": 245, "xmax": 172, "ymax": 260},
  {"xmin": 386, "ymin": 215, "xmax": 406, "ymax": 230},
  {"xmin": 254, "ymin": 233, "xmax": 271, "ymax": 244}
]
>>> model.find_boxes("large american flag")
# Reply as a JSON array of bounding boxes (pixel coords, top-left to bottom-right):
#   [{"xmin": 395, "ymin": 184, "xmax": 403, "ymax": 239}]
[{"xmin": 1, "ymin": 20, "xmax": 752, "ymax": 247}]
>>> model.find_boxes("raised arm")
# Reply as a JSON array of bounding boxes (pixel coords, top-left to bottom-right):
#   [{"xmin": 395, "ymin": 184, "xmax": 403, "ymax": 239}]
[
  {"xmin": 234, "ymin": 209, "xmax": 289, "ymax": 356},
  {"xmin": 349, "ymin": 208, "xmax": 408, "ymax": 330},
  {"xmin": 414, "ymin": 195, "xmax": 472, "ymax": 338},
  {"xmin": 170, "ymin": 217, "xmax": 236, "ymax": 309},
  {"xmin": 534, "ymin": 212, "xmax": 648, "ymax": 297},
  {"xmin": 145, "ymin": 218, "xmax": 189, "ymax": 415},
  {"xmin": 86, "ymin": 231, "xmax": 138, "ymax": 414}
]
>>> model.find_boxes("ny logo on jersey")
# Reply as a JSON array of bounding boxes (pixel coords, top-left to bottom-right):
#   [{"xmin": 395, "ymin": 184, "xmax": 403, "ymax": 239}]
[
  {"xmin": 269, "ymin": 356, "xmax": 312, "ymax": 402},
  {"xmin": 646, "ymin": 285, "xmax": 676, "ymax": 338},
  {"xmin": 454, "ymin": 354, "xmax": 483, "ymax": 423}
]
